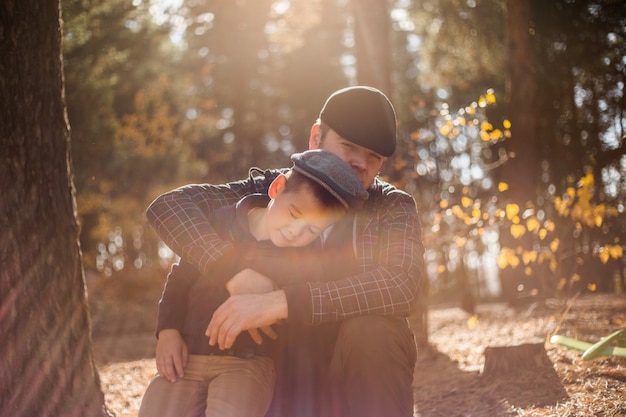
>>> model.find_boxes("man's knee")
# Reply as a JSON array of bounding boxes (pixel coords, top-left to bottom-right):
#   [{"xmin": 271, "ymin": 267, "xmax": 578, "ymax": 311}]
[{"xmin": 336, "ymin": 316, "xmax": 416, "ymax": 362}]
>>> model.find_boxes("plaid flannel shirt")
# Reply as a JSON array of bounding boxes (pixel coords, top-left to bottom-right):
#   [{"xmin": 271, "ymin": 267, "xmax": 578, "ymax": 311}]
[{"xmin": 146, "ymin": 168, "xmax": 425, "ymax": 325}]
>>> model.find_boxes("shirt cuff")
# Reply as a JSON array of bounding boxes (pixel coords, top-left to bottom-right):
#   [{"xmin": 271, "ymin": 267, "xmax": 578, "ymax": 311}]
[{"xmin": 283, "ymin": 283, "xmax": 312, "ymax": 325}]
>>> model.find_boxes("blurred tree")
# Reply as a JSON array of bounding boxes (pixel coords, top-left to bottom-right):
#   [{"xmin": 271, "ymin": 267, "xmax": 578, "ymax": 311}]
[
  {"xmin": 394, "ymin": 0, "xmax": 625, "ymax": 302},
  {"xmin": 0, "ymin": 0, "xmax": 108, "ymax": 415},
  {"xmin": 63, "ymin": 0, "xmax": 210, "ymax": 273},
  {"xmin": 353, "ymin": 0, "xmax": 392, "ymax": 93}
]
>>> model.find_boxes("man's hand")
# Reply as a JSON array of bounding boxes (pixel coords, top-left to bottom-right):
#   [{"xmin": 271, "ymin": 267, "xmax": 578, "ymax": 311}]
[
  {"xmin": 225, "ymin": 268, "xmax": 276, "ymax": 295},
  {"xmin": 156, "ymin": 329, "xmax": 188, "ymax": 383},
  {"xmin": 225, "ymin": 268, "xmax": 279, "ymax": 341},
  {"xmin": 206, "ymin": 290, "xmax": 288, "ymax": 350}
]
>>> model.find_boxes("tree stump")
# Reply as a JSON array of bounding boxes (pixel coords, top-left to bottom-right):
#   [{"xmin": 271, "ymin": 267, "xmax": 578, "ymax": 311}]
[{"xmin": 482, "ymin": 343, "xmax": 553, "ymax": 378}]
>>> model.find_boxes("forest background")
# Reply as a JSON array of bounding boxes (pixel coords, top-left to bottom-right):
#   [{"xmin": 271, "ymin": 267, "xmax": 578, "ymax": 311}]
[
  {"xmin": 65, "ymin": 0, "xmax": 626, "ymax": 304},
  {"xmin": 1, "ymin": 0, "xmax": 625, "ymax": 415}
]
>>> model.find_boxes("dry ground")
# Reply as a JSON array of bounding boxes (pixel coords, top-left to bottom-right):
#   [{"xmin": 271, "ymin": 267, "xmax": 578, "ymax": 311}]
[{"xmin": 89, "ymin": 275, "xmax": 626, "ymax": 417}]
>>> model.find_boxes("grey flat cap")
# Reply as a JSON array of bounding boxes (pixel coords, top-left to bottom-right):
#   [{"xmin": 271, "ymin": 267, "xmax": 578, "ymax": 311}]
[{"xmin": 290, "ymin": 149, "xmax": 369, "ymax": 210}]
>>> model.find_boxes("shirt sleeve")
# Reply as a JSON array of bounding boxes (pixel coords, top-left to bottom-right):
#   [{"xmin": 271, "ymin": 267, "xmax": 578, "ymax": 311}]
[
  {"xmin": 145, "ymin": 172, "xmax": 276, "ymax": 276},
  {"xmin": 287, "ymin": 189, "xmax": 425, "ymax": 325}
]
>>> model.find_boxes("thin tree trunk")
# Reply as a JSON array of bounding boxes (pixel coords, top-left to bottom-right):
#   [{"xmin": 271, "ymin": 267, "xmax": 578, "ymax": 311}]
[
  {"xmin": 498, "ymin": 0, "xmax": 541, "ymax": 304},
  {"xmin": 0, "ymin": 1, "xmax": 108, "ymax": 416},
  {"xmin": 352, "ymin": 0, "xmax": 392, "ymax": 95}
]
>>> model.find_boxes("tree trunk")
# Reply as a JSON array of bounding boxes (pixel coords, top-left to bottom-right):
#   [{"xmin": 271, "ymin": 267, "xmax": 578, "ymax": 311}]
[
  {"xmin": 352, "ymin": 0, "xmax": 392, "ymax": 95},
  {"xmin": 0, "ymin": 1, "xmax": 108, "ymax": 416},
  {"xmin": 498, "ymin": 0, "xmax": 541, "ymax": 304}
]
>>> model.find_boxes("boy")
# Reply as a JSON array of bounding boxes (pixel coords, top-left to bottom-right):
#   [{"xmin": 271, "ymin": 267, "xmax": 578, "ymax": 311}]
[{"xmin": 138, "ymin": 149, "xmax": 368, "ymax": 417}]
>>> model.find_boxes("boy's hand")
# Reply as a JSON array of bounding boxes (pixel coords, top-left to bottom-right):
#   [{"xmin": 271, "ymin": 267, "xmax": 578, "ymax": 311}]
[
  {"xmin": 156, "ymin": 329, "xmax": 188, "ymax": 383},
  {"xmin": 225, "ymin": 268, "xmax": 275, "ymax": 295}
]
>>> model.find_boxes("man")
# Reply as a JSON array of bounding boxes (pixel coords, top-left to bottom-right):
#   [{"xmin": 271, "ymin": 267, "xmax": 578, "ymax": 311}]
[{"xmin": 146, "ymin": 86, "xmax": 425, "ymax": 417}]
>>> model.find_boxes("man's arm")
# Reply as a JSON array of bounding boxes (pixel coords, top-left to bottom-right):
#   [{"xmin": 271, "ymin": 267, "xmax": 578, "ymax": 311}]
[
  {"xmin": 276, "ymin": 188, "xmax": 424, "ymax": 325},
  {"xmin": 207, "ymin": 188, "xmax": 426, "ymax": 344},
  {"xmin": 145, "ymin": 172, "xmax": 278, "ymax": 276}
]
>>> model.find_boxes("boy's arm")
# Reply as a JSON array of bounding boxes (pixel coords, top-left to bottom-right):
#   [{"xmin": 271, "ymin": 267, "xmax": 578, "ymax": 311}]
[
  {"xmin": 155, "ymin": 260, "xmax": 199, "ymax": 383},
  {"xmin": 145, "ymin": 172, "xmax": 277, "ymax": 277},
  {"xmin": 156, "ymin": 260, "xmax": 199, "ymax": 335}
]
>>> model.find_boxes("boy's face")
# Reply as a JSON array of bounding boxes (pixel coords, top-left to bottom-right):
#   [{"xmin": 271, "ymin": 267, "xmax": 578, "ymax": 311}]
[
  {"xmin": 310, "ymin": 126, "xmax": 385, "ymax": 188},
  {"xmin": 266, "ymin": 184, "xmax": 343, "ymax": 248}
]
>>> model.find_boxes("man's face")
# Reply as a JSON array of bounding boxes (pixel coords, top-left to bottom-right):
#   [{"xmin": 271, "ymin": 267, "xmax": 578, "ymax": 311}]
[
  {"xmin": 310, "ymin": 126, "xmax": 385, "ymax": 188},
  {"xmin": 266, "ymin": 185, "xmax": 342, "ymax": 248}
]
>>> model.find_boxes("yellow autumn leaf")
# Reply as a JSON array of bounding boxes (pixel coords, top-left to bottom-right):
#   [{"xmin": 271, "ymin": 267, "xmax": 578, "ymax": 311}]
[
  {"xmin": 505, "ymin": 203, "xmax": 519, "ymax": 220},
  {"xmin": 549, "ymin": 238, "xmax": 560, "ymax": 252},
  {"xmin": 498, "ymin": 182, "xmax": 509, "ymax": 192},
  {"xmin": 522, "ymin": 250, "xmax": 537, "ymax": 264},
  {"xmin": 544, "ymin": 220, "xmax": 555, "ymax": 232},
  {"xmin": 437, "ymin": 264, "xmax": 446, "ymax": 273},
  {"xmin": 440, "ymin": 200, "xmax": 449, "ymax": 209},
  {"xmin": 510, "ymin": 224, "xmax": 526, "ymax": 239},
  {"xmin": 579, "ymin": 172, "xmax": 594, "ymax": 187},
  {"xmin": 503, "ymin": 119, "xmax": 511, "ymax": 129},
  {"xmin": 526, "ymin": 217, "xmax": 540, "ymax": 232},
  {"xmin": 480, "ymin": 130, "xmax": 490, "ymax": 141},
  {"xmin": 599, "ymin": 249, "xmax": 610, "ymax": 264},
  {"xmin": 587, "ymin": 283, "xmax": 597, "ymax": 292},
  {"xmin": 557, "ymin": 278, "xmax": 567, "ymax": 291},
  {"xmin": 539, "ymin": 229, "xmax": 548, "ymax": 240},
  {"xmin": 594, "ymin": 214, "xmax": 603, "ymax": 227},
  {"xmin": 467, "ymin": 315, "xmax": 478, "ymax": 330},
  {"xmin": 609, "ymin": 245, "xmax": 623, "ymax": 259},
  {"xmin": 548, "ymin": 259, "xmax": 558, "ymax": 272},
  {"xmin": 489, "ymin": 129, "xmax": 503, "ymax": 140},
  {"xmin": 480, "ymin": 121, "xmax": 493, "ymax": 131},
  {"xmin": 456, "ymin": 237, "xmax": 467, "ymax": 247},
  {"xmin": 524, "ymin": 267, "xmax": 532, "ymax": 276},
  {"xmin": 497, "ymin": 253, "xmax": 508, "ymax": 269},
  {"xmin": 472, "ymin": 208, "xmax": 481, "ymax": 219},
  {"xmin": 461, "ymin": 196, "xmax": 473, "ymax": 208},
  {"xmin": 570, "ymin": 273, "xmax": 581, "ymax": 283},
  {"xmin": 486, "ymin": 91, "xmax": 496, "ymax": 104},
  {"xmin": 497, "ymin": 248, "xmax": 515, "ymax": 268}
]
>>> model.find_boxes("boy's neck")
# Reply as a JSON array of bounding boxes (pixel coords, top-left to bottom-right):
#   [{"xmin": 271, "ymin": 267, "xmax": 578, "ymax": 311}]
[{"xmin": 247, "ymin": 207, "xmax": 269, "ymax": 241}]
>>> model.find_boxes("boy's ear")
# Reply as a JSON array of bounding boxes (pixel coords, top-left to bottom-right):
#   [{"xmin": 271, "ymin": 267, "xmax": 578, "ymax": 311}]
[
  {"xmin": 268, "ymin": 174, "xmax": 287, "ymax": 199},
  {"xmin": 309, "ymin": 124, "xmax": 322, "ymax": 150}
]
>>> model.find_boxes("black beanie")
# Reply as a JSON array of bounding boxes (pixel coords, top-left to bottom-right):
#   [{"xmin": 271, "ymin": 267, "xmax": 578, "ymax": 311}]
[{"xmin": 319, "ymin": 86, "xmax": 397, "ymax": 157}]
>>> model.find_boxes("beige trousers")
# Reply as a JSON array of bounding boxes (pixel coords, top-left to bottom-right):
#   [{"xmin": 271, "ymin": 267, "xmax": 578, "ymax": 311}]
[{"xmin": 138, "ymin": 354, "xmax": 276, "ymax": 417}]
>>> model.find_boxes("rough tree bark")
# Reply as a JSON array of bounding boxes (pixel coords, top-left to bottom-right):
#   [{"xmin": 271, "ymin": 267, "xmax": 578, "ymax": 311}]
[{"xmin": 0, "ymin": 1, "xmax": 108, "ymax": 416}]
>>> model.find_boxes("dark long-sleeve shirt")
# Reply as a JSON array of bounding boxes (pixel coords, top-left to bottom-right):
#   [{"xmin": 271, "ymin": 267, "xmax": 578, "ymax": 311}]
[
  {"xmin": 156, "ymin": 193, "xmax": 326, "ymax": 355},
  {"xmin": 147, "ymin": 168, "xmax": 425, "ymax": 326}
]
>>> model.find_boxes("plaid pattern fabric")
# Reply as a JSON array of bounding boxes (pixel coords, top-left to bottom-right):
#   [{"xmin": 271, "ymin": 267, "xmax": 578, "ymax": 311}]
[{"xmin": 146, "ymin": 169, "xmax": 425, "ymax": 325}]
